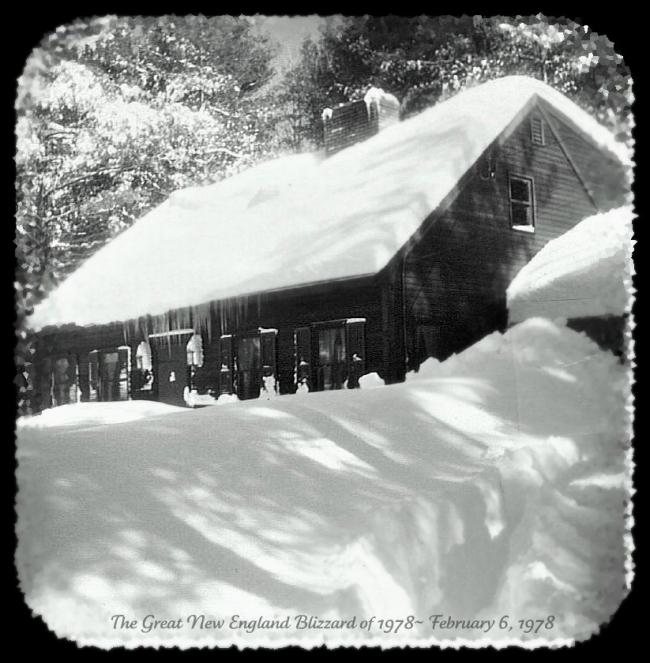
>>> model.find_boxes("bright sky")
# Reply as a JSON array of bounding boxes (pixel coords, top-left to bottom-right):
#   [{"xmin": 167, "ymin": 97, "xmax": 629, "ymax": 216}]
[{"xmin": 252, "ymin": 15, "xmax": 329, "ymax": 70}]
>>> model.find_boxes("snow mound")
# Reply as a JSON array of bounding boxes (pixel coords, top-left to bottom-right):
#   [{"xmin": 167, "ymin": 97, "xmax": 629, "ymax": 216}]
[
  {"xmin": 16, "ymin": 319, "xmax": 631, "ymax": 646},
  {"xmin": 507, "ymin": 206, "xmax": 635, "ymax": 323},
  {"xmin": 407, "ymin": 357, "xmax": 442, "ymax": 380},
  {"xmin": 16, "ymin": 400, "xmax": 184, "ymax": 428},
  {"xmin": 183, "ymin": 388, "xmax": 218, "ymax": 408},
  {"xmin": 216, "ymin": 393, "xmax": 239, "ymax": 405},
  {"xmin": 359, "ymin": 372, "xmax": 385, "ymax": 389}
]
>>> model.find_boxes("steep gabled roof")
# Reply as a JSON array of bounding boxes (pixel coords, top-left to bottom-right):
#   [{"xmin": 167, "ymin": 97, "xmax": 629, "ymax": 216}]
[{"xmin": 30, "ymin": 76, "xmax": 630, "ymax": 331}]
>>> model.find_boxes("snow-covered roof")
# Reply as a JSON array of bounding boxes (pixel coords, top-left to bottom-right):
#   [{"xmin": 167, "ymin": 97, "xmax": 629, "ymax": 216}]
[
  {"xmin": 507, "ymin": 206, "xmax": 635, "ymax": 323},
  {"xmin": 31, "ymin": 76, "xmax": 630, "ymax": 330}
]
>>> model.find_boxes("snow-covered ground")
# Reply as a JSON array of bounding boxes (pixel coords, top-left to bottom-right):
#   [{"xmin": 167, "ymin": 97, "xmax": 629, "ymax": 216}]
[
  {"xmin": 16, "ymin": 318, "xmax": 631, "ymax": 647},
  {"xmin": 507, "ymin": 206, "xmax": 635, "ymax": 324}
]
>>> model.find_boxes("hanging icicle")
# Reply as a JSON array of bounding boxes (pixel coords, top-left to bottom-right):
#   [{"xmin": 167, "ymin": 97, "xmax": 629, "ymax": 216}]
[
  {"xmin": 213, "ymin": 294, "xmax": 255, "ymax": 337},
  {"xmin": 122, "ymin": 317, "xmax": 137, "ymax": 345},
  {"xmin": 190, "ymin": 302, "xmax": 213, "ymax": 342}
]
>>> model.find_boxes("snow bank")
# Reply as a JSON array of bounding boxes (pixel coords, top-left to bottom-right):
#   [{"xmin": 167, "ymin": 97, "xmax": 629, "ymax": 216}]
[
  {"xmin": 183, "ymin": 388, "xmax": 218, "ymax": 408},
  {"xmin": 408, "ymin": 317, "xmax": 628, "ymax": 441},
  {"xmin": 30, "ymin": 76, "xmax": 629, "ymax": 330},
  {"xmin": 507, "ymin": 206, "xmax": 635, "ymax": 324},
  {"xmin": 17, "ymin": 400, "xmax": 184, "ymax": 428},
  {"xmin": 16, "ymin": 319, "xmax": 630, "ymax": 646}
]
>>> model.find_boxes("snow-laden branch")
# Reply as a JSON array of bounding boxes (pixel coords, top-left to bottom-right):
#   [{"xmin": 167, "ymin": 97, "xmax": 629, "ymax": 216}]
[
  {"xmin": 204, "ymin": 147, "xmax": 244, "ymax": 159},
  {"xmin": 211, "ymin": 106, "xmax": 232, "ymax": 117}
]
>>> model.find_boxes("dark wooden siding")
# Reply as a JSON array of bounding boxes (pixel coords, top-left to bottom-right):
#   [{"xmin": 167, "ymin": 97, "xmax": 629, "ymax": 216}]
[
  {"xmin": 34, "ymin": 277, "xmax": 384, "ymax": 408},
  {"xmin": 542, "ymin": 102, "xmax": 630, "ymax": 211},
  {"xmin": 379, "ymin": 265, "xmax": 406, "ymax": 384},
  {"xmin": 209, "ymin": 278, "xmax": 384, "ymax": 394},
  {"xmin": 33, "ymin": 323, "xmax": 128, "ymax": 410},
  {"xmin": 401, "ymin": 103, "xmax": 604, "ymax": 365}
]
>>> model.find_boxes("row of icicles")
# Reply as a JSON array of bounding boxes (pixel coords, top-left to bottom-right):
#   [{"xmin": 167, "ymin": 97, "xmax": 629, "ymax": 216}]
[{"xmin": 121, "ymin": 295, "xmax": 261, "ymax": 344}]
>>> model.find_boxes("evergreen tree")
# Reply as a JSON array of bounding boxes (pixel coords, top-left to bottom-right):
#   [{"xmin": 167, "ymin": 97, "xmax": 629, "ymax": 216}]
[{"xmin": 276, "ymin": 15, "xmax": 632, "ymax": 150}]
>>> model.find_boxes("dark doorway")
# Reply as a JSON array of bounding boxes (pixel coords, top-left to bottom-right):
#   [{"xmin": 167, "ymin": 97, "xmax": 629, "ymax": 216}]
[
  {"xmin": 237, "ymin": 334, "xmax": 261, "ymax": 400},
  {"xmin": 315, "ymin": 325, "xmax": 347, "ymax": 390},
  {"xmin": 100, "ymin": 351, "xmax": 121, "ymax": 401},
  {"xmin": 88, "ymin": 347, "xmax": 130, "ymax": 402},
  {"xmin": 230, "ymin": 329, "xmax": 278, "ymax": 401},
  {"xmin": 51, "ymin": 354, "xmax": 78, "ymax": 406},
  {"xmin": 296, "ymin": 319, "xmax": 366, "ymax": 392},
  {"xmin": 150, "ymin": 334, "xmax": 192, "ymax": 406}
]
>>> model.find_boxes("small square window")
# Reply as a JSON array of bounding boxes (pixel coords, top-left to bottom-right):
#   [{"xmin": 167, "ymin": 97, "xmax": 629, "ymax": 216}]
[
  {"xmin": 531, "ymin": 117, "xmax": 545, "ymax": 146},
  {"xmin": 509, "ymin": 175, "xmax": 535, "ymax": 230}
]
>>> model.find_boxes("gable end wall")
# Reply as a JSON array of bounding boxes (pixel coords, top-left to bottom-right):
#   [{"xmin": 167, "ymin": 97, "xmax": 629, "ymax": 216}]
[{"xmin": 401, "ymin": 103, "xmax": 607, "ymax": 366}]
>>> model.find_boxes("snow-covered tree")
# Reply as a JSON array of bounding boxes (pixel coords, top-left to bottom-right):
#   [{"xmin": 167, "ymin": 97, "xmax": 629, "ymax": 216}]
[{"xmin": 16, "ymin": 16, "xmax": 279, "ymax": 319}]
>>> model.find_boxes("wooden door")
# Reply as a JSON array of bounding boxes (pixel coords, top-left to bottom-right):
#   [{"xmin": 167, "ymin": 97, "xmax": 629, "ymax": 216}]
[{"xmin": 151, "ymin": 336, "xmax": 191, "ymax": 406}]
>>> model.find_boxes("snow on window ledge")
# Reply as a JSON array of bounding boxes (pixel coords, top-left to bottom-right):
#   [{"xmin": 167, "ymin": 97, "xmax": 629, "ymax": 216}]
[{"xmin": 512, "ymin": 224, "xmax": 535, "ymax": 233}]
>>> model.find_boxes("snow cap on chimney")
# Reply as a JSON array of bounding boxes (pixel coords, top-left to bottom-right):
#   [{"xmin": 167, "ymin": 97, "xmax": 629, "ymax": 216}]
[
  {"xmin": 364, "ymin": 87, "xmax": 400, "ymax": 132},
  {"xmin": 322, "ymin": 87, "xmax": 401, "ymax": 156}
]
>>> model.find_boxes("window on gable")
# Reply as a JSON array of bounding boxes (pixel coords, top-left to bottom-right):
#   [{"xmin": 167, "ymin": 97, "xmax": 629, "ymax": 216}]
[
  {"xmin": 531, "ymin": 116, "xmax": 545, "ymax": 146},
  {"xmin": 509, "ymin": 175, "xmax": 535, "ymax": 231}
]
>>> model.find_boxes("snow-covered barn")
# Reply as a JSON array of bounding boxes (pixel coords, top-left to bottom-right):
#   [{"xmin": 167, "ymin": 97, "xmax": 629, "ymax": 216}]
[{"xmin": 29, "ymin": 76, "xmax": 631, "ymax": 410}]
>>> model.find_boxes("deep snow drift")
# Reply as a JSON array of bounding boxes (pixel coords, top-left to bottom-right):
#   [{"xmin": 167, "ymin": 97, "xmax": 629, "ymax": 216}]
[
  {"xmin": 507, "ymin": 206, "xmax": 635, "ymax": 324},
  {"xmin": 16, "ymin": 318, "xmax": 631, "ymax": 647}
]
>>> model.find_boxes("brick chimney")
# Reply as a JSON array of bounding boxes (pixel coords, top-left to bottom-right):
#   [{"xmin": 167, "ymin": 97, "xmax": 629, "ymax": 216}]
[{"xmin": 322, "ymin": 87, "xmax": 400, "ymax": 156}]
